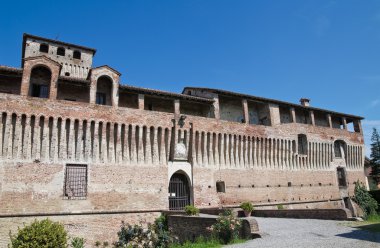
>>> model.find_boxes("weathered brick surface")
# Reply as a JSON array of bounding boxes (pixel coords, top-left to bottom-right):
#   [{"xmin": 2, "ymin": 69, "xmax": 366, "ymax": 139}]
[{"xmin": 0, "ymin": 34, "xmax": 367, "ymax": 247}]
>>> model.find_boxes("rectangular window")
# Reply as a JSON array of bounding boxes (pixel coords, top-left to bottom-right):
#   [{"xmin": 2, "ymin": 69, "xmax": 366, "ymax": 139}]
[
  {"xmin": 216, "ymin": 181, "xmax": 226, "ymax": 193},
  {"xmin": 334, "ymin": 142, "xmax": 342, "ymax": 158},
  {"xmin": 337, "ymin": 167, "xmax": 347, "ymax": 187},
  {"xmin": 31, "ymin": 84, "xmax": 49, "ymax": 98},
  {"xmin": 64, "ymin": 164, "xmax": 87, "ymax": 199},
  {"xmin": 96, "ymin": 92, "xmax": 106, "ymax": 105},
  {"xmin": 298, "ymin": 134, "xmax": 307, "ymax": 155}
]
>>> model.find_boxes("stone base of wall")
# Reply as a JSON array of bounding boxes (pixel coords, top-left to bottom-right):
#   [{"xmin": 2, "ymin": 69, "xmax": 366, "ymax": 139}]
[
  {"xmin": 252, "ymin": 208, "xmax": 352, "ymax": 220},
  {"xmin": 0, "ymin": 211, "xmax": 160, "ymax": 248}
]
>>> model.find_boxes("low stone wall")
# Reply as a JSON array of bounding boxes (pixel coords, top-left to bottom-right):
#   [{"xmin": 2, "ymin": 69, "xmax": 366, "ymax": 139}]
[
  {"xmin": 252, "ymin": 208, "xmax": 352, "ymax": 220},
  {"xmin": 167, "ymin": 214, "xmax": 258, "ymax": 243},
  {"xmin": 168, "ymin": 215, "xmax": 217, "ymax": 242}
]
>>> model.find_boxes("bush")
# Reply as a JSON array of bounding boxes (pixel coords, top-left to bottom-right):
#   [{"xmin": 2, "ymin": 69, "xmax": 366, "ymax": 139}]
[
  {"xmin": 114, "ymin": 217, "xmax": 175, "ymax": 248},
  {"xmin": 9, "ymin": 219, "xmax": 68, "ymax": 248},
  {"xmin": 71, "ymin": 237, "xmax": 85, "ymax": 248},
  {"xmin": 239, "ymin": 202, "xmax": 254, "ymax": 212},
  {"xmin": 210, "ymin": 210, "xmax": 241, "ymax": 244},
  {"xmin": 153, "ymin": 214, "xmax": 174, "ymax": 248},
  {"xmin": 354, "ymin": 181, "xmax": 378, "ymax": 218},
  {"xmin": 277, "ymin": 204, "xmax": 284, "ymax": 210},
  {"xmin": 184, "ymin": 205, "xmax": 199, "ymax": 216}
]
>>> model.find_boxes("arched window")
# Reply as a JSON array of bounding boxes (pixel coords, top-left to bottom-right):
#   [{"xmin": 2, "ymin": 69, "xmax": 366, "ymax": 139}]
[
  {"xmin": 334, "ymin": 140, "xmax": 346, "ymax": 158},
  {"xmin": 298, "ymin": 134, "xmax": 308, "ymax": 155},
  {"xmin": 29, "ymin": 66, "xmax": 51, "ymax": 98},
  {"xmin": 57, "ymin": 47, "xmax": 65, "ymax": 56},
  {"xmin": 73, "ymin": 50, "xmax": 81, "ymax": 59},
  {"xmin": 39, "ymin": 43, "xmax": 49, "ymax": 53},
  {"xmin": 96, "ymin": 76, "xmax": 113, "ymax": 106}
]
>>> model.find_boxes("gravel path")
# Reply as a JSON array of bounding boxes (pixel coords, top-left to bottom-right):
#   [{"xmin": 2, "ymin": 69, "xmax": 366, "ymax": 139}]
[{"xmin": 225, "ymin": 217, "xmax": 380, "ymax": 248}]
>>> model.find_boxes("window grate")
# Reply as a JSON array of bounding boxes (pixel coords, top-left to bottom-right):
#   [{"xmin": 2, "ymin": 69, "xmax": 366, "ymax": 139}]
[{"xmin": 64, "ymin": 164, "xmax": 87, "ymax": 199}]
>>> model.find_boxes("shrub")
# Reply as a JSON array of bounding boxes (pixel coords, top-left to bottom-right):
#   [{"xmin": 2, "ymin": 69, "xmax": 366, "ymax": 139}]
[
  {"xmin": 114, "ymin": 218, "xmax": 175, "ymax": 248},
  {"xmin": 184, "ymin": 205, "xmax": 199, "ymax": 216},
  {"xmin": 354, "ymin": 181, "xmax": 378, "ymax": 218},
  {"xmin": 71, "ymin": 237, "xmax": 85, "ymax": 248},
  {"xmin": 210, "ymin": 210, "xmax": 241, "ymax": 244},
  {"xmin": 240, "ymin": 202, "xmax": 254, "ymax": 212},
  {"xmin": 153, "ymin": 214, "xmax": 174, "ymax": 248},
  {"xmin": 114, "ymin": 222, "xmax": 150, "ymax": 247},
  {"xmin": 9, "ymin": 219, "xmax": 68, "ymax": 248},
  {"xmin": 277, "ymin": 204, "xmax": 284, "ymax": 210}
]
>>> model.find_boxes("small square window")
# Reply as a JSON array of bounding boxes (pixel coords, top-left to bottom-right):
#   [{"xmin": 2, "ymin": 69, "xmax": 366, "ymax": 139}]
[
  {"xmin": 216, "ymin": 181, "xmax": 225, "ymax": 193},
  {"xmin": 64, "ymin": 164, "xmax": 87, "ymax": 199},
  {"xmin": 39, "ymin": 43, "xmax": 49, "ymax": 53}
]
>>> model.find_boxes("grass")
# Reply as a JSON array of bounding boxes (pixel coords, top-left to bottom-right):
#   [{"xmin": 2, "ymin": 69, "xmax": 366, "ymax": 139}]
[
  {"xmin": 341, "ymin": 213, "xmax": 380, "ymax": 233},
  {"xmin": 169, "ymin": 237, "xmax": 247, "ymax": 248},
  {"xmin": 169, "ymin": 238, "xmax": 221, "ymax": 248}
]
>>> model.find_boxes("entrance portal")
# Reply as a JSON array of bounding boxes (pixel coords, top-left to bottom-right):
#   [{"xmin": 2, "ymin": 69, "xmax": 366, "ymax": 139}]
[{"xmin": 169, "ymin": 173, "xmax": 190, "ymax": 210}]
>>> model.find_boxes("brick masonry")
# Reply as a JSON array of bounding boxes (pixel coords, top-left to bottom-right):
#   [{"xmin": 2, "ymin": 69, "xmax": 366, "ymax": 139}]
[{"xmin": 0, "ymin": 34, "xmax": 368, "ymax": 246}]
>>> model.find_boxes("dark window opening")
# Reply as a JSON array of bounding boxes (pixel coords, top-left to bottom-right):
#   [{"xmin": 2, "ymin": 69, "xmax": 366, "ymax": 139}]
[
  {"xmin": 31, "ymin": 84, "xmax": 49, "ymax": 98},
  {"xmin": 39, "ymin": 43, "xmax": 49, "ymax": 53},
  {"xmin": 295, "ymin": 109, "xmax": 310, "ymax": 124},
  {"xmin": 57, "ymin": 47, "xmax": 65, "ymax": 56},
  {"xmin": 73, "ymin": 50, "xmax": 81, "ymax": 59},
  {"xmin": 64, "ymin": 164, "xmax": 87, "ymax": 199},
  {"xmin": 288, "ymin": 182, "xmax": 292, "ymax": 187},
  {"xmin": 334, "ymin": 140, "xmax": 346, "ymax": 158},
  {"xmin": 298, "ymin": 134, "xmax": 308, "ymax": 155},
  {"xmin": 29, "ymin": 66, "xmax": 51, "ymax": 98},
  {"xmin": 337, "ymin": 167, "xmax": 347, "ymax": 187},
  {"xmin": 280, "ymin": 106, "xmax": 292, "ymax": 124},
  {"xmin": 96, "ymin": 76, "xmax": 112, "ymax": 106},
  {"xmin": 96, "ymin": 92, "xmax": 106, "ymax": 105},
  {"xmin": 65, "ymin": 72, "xmax": 70, "ymax": 76}
]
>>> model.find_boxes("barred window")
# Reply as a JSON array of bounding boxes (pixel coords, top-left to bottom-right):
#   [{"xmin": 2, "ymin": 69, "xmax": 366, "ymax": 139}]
[{"xmin": 64, "ymin": 164, "xmax": 87, "ymax": 199}]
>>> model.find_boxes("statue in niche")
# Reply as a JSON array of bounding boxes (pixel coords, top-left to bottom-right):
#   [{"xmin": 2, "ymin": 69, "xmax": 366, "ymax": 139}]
[{"xmin": 174, "ymin": 138, "xmax": 188, "ymax": 161}]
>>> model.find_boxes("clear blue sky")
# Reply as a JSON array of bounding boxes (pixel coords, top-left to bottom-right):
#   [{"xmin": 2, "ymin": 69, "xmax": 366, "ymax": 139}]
[{"xmin": 0, "ymin": 0, "xmax": 379, "ymax": 154}]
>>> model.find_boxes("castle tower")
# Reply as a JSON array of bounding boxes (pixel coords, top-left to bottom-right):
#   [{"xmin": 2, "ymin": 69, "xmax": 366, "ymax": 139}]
[{"xmin": 22, "ymin": 33, "xmax": 96, "ymax": 79}]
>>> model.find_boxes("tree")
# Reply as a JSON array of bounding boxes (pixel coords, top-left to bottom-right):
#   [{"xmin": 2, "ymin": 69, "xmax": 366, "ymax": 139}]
[{"xmin": 369, "ymin": 128, "xmax": 380, "ymax": 187}]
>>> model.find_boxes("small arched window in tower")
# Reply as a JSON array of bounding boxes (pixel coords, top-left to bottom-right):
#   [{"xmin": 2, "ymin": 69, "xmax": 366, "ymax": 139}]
[
  {"xmin": 298, "ymin": 134, "xmax": 308, "ymax": 155},
  {"xmin": 73, "ymin": 50, "xmax": 81, "ymax": 59},
  {"xmin": 39, "ymin": 43, "xmax": 49, "ymax": 53},
  {"xmin": 57, "ymin": 47, "xmax": 65, "ymax": 56}
]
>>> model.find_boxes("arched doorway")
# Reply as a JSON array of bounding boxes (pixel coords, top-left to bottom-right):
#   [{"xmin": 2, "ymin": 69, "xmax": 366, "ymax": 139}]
[
  {"xmin": 96, "ymin": 76, "xmax": 113, "ymax": 106},
  {"xmin": 169, "ymin": 172, "xmax": 190, "ymax": 210},
  {"xmin": 29, "ymin": 66, "xmax": 51, "ymax": 98}
]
